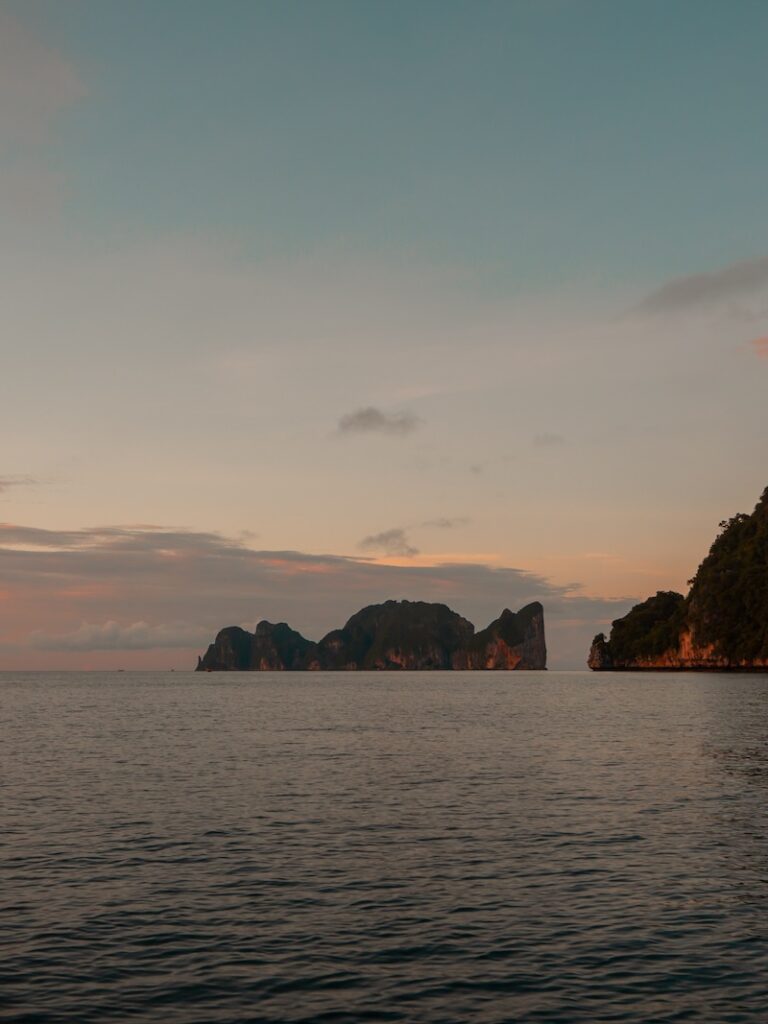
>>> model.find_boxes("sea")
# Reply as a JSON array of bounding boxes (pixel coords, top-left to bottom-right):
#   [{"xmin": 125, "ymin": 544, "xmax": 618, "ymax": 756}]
[{"xmin": 3, "ymin": 670, "xmax": 768, "ymax": 1023}]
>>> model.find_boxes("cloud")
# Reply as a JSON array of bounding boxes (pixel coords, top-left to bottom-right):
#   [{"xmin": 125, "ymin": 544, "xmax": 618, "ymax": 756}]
[
  {"xmin": 0, "ymin": 476, "xmax": 37, "ymax": 494},
  {"xmin": 358, "ymin": 528, "xmax": 419, "ymax": 557},
  {"xmin": 0, "ymin": 521, "xmax": 637, "ymax": 669},
  {"xmin": 29, "ymin": 620, "xmax": 209, "ymax": 651},
  {"xmin": 338, "ymin": 406, "xmax": 422, "ymax": 436},
  {"xmin": 358, "ymin": 519, "xmax": 468, "ymax": 558},
  {"xmin": 533, "ymin": 433, "xmax": 566, "ymax": 447},
  {"xmin": 635, "ymin": 255, "xmax": 768, "ymax": 315},
  {"xmin": 751, "ymin": 336, "xmax": 768, "ymax": 359},
  {"xmin": 0, "ymin": 522, "xmax": 236, "ymax": 550}
]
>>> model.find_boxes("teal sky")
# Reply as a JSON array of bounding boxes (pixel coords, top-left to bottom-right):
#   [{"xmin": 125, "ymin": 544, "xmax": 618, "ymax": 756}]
[
  {"xmin": 2, "ymin": 0, "xmax": 767, "ymax": 669},
  {"xmin": 14, "ymin": 0, "xmax": 768, "ymax": 285}
]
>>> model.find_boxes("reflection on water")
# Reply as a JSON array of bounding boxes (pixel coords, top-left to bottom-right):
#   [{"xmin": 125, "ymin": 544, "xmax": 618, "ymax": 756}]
[
  {"xmin": 2, "ymin": 670, "xmax": 768, "ymax": 1023},
  {"xmin": 709, "ymin": 744, "xmax": 768, "ymax": 780}
]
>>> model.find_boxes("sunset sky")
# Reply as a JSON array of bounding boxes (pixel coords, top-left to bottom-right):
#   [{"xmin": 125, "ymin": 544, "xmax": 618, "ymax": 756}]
[{"xmin": 2, "ymin": 0, "xmax": 767, "ymax": 669}]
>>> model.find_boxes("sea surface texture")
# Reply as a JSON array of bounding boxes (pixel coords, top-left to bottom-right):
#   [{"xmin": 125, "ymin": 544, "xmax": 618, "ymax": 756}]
[{"xmin": 3, "ymin": 671, "xmax": 768, "ymax": 1023}]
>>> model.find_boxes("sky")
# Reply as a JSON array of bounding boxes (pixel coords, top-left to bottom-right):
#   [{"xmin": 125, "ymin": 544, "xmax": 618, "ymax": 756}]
[{"xmin": 1, "ymin": 0, "xmax": 767, "ymax": 670}]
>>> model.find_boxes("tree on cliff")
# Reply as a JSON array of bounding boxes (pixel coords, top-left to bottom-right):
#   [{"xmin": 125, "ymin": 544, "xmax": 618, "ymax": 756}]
[
  {"xmin": 591, "ymin": 485, "xmax": 768, "ymax": 668},
  {"xmin": 606, "ymin": 591, "xmax": 686, "ymax": 665},
  {"xmin": 687, "ymin": 487, "xmax": 768, "ymax": 662}
]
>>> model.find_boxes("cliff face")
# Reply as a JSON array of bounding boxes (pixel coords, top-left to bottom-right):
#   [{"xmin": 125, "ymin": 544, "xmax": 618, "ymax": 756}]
[
  {"xmin": 587, "ymin": 634, "xmax": 612, "ymax": 671},
  {"xmin": 589, "ymin": 486, "xmax": 768, "ymax": 671},
  {"xmin": 453, "ymin": 604, "xmax": 546, "ymax": 670},
  {"xmin": 251, "ymin": 621, "xmax": 314, "ymax": 670},
  {"xmin": 198, "ymin": 625, "xmax": 253, "ymax": 671},
  {"xmin": 197, "ymin": 621, "xmax": 311, "ymax": 672},
  {"xmin": 197, "ymin": 599, "xmax": 547, "ymax": 671},
  {"xmin": 309, "ymin": 600, "xmax": 475, "ymax": 670},
  {"xmin": 589, "ymin": 627, "xmax": 768, "ymax": 672}
]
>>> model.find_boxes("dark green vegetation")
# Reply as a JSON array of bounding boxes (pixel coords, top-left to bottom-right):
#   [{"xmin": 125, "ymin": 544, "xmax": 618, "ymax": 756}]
[
  {"xmin": 314, "ymin": 601, "xmax": 474, "ymax": 671},
  {"xmin": 197, "ymin": 599, "xmax": 547, "ymax": 671},
  {"xmin": 594, "ymin": 591, "xmax": 687, "ymax": 666},
  {"xmin": 466, "ymin": 604, "xmax": 544, "ymax": 659},
  {"xmin": 687, "ymin": 486, "xmax": 768, "ymax": 663},
  {"xmin": 590, "ymin": 486, "xmax": 768, "ymax": 669}
]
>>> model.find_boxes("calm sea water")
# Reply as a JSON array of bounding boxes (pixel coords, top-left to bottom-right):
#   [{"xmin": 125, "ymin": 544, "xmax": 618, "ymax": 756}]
[{"xmin": 3, "ymin": 671, "xmax": 768, "ymax": 1023}]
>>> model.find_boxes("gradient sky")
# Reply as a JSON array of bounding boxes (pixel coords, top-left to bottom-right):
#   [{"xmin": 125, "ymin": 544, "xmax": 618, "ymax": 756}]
[{"xmin": 1, "ymin": 0, "xmax": 767, "ymax": 669}]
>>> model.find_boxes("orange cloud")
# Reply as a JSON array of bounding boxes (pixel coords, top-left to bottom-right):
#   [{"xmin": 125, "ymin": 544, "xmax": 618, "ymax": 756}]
[
  {"xmin": 751, "ymin": 336, "xmax": 768, "ymax": 358},
  {"xmin": 371, "ymin": 552, "xmax": 504, "ymax": 568}
]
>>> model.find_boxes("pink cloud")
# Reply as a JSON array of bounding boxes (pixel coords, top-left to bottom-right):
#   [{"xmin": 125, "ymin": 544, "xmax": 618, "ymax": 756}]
[{"xmin": 751, "ymin": 336, "xmax": 768, "ymax": 358}]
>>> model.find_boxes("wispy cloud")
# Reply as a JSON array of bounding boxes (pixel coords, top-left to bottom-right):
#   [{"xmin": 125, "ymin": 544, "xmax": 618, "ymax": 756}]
[
  {"xmin": 29, "ymin": 620, "xmax": 209, "ymax": 651},
  {"xmin": 358, "ymin": 528, "xmax": 419, "ymax": 557},
  {"xmin": 0, "ymin": 475, "xmax": 37, "ymax": 494},
  {"xmin": 338, "ymin": 406, "xmax": 422, "ymax": 436},
  {"xmin": 421, "ymin": 517, "xmax": 470, "ymax": 529},
  {"xmin": 0, "ymin": 523, "xmax": 234, "ymax": 550},
  {"xmin": 751, "ymin": 336, "xmax": 768, "ymax": 359},
  {"xmin": 533, "ymin": 433, "xmax": 565, "ymax": 447},
  {"xmin": 358, "ymin": 518, "xmax": 468, "ymax": 558},
  {"xmin": 635, "ymin": 255, "xmax": 768, "ymax": 315}
]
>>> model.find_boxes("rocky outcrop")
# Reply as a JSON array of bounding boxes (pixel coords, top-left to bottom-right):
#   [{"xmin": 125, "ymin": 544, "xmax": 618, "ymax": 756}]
[
  {"xmin": 589, "ymin": 485, "xmax": 768, "ymax": 671},
  {"xmin": 588, "ymin": 627, "xmax": 768, "ymax": 672},
  {"xmin": 308, "ymin": 600, "xmax": 476, "ymax": 670},
  {"xmin": 197, "ymin": 625, "xmax": 253, "ymax": 671},
  {"xmin": 197, "ymin": 599, "xmax": 547, "ymax": 671},
  {"xmin": 587, "ymin": 633, "xmax": 613, "ymax": 670},
  {"xmin": 453, "ymin": 604, "xmax": 546, "ymax": 669},
  {"xmin": 197, "ymin": 620, "xmax": 311, "ymax": 672},
  {"xmin": 250, "ymin": 621, "xmax": 314, "ymax": 670}
]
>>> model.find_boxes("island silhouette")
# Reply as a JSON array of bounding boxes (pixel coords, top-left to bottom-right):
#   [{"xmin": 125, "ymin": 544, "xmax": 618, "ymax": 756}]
[
  {"xmin": 590, "ymin": 485, "xmax": 768, "ymax": 671},
  {"xmin": 197, "ymin": 599, "xmax": 546, "ymax": 671}
]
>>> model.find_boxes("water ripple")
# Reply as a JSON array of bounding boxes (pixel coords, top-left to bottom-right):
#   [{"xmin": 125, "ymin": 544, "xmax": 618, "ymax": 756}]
[{"xmin": 2, "ymin": 670, "xmax": 768, "ymax": 1022}]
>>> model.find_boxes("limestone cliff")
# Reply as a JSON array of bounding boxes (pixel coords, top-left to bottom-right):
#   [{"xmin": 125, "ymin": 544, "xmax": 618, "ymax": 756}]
[
  {"xmin": 589, "ymin": 485, "xmax": 768, "ymax": 671},
  {"xmin": 589, "ymin": 627, "xmax": 768, "ymax": 672},
  {"xmin": 452, "ymin": 604, "xmax": 546, "ymax": 670},
  {"xmin": 587, "ymin": 633, "xmax": 613, "ymax": 670},
  {"xmin": 197, "ymin": 599, "xmax": 547, "ymax": 671},
  {"xmin": 197, "ymin": 621, "xmax": 311, "ymax": 672}
]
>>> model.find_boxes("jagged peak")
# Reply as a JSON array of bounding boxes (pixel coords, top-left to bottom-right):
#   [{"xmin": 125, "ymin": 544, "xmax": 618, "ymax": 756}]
[{"xmin": 197, "ymin": 599, "xmax": 547, "ymax": 671}]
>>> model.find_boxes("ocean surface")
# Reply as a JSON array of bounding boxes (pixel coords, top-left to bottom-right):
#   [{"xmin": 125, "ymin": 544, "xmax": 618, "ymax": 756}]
[{"xmin": 3, "ymin": 671, "xmax": 768, "ymax": 1023}]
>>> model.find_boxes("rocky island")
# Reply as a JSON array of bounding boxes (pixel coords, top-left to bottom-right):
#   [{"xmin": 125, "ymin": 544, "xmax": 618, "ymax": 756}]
[
  {"xmin": 589, "ymin": 485, "xmax": 768, "ymax": 671},
  {"xmin": 197, "ymin": 599, "xmax": 546, "ymax": 671}
]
